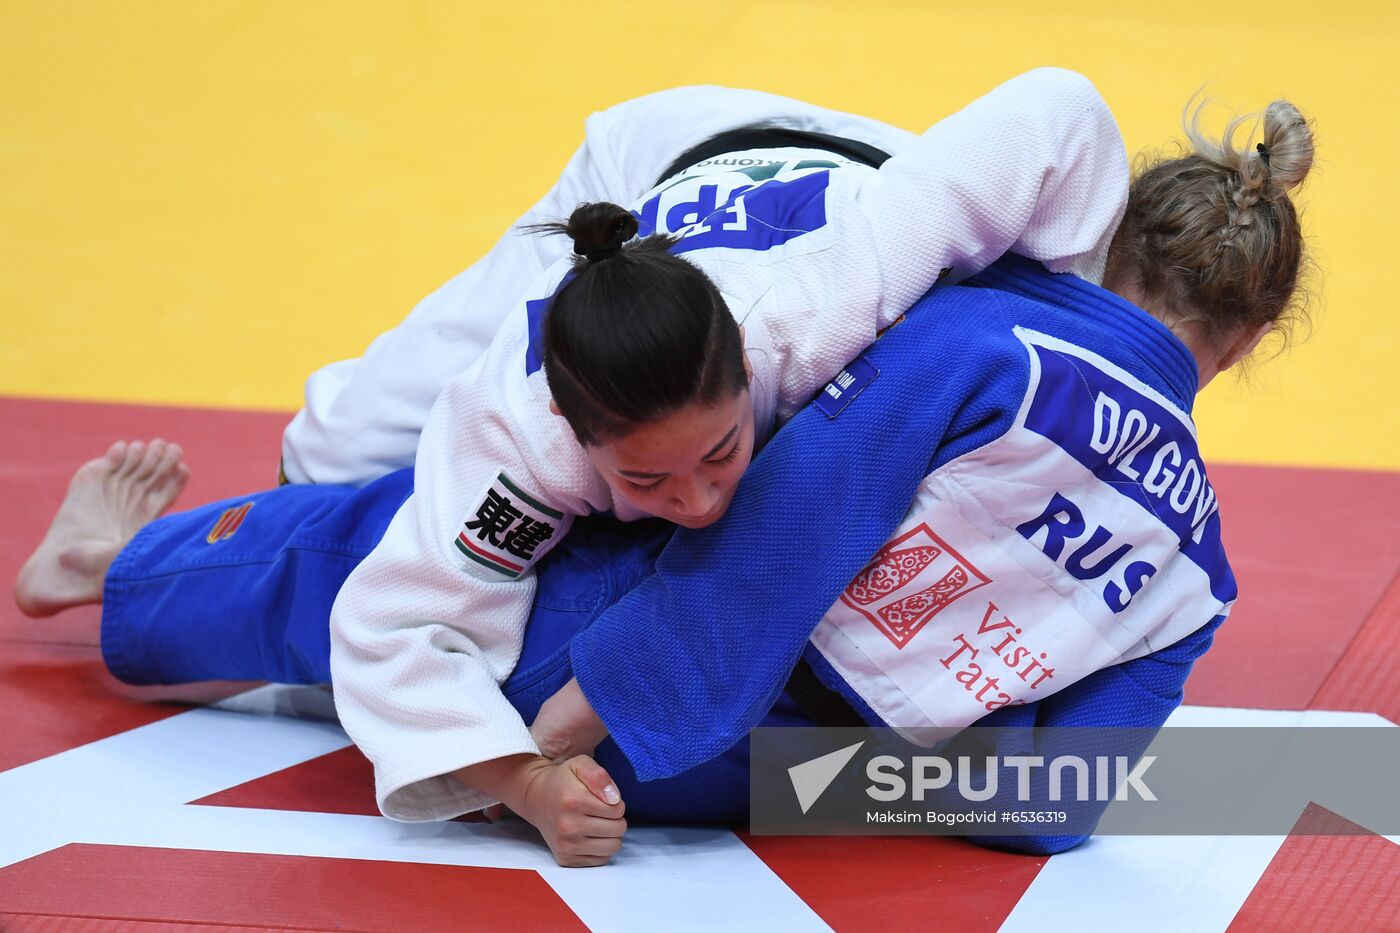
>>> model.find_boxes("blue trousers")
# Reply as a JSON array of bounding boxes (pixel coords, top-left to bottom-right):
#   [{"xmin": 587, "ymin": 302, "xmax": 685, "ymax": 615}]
[{"xmin": 101, "ymin": 468, "xmax": 807, "ymax": 823}]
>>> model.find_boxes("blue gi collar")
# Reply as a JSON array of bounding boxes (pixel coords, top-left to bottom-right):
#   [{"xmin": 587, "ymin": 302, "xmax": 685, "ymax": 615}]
[{"xmin": 970, "ymin": 255, "xmax": 1201, "ymax": 412}]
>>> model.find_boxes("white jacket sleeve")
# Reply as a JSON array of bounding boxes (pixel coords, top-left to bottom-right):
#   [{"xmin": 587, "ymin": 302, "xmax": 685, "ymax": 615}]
[
  {"xmin": 327, "ymin": 354, "xmax": 593, "ymax": 822},
  {"xmin": 280, "ymin": 143, "xmax": 596, "ymax": 487},
  {"xmin": 855, "ymin": 66, "xmax": 1127, "ymax": 316},
  {"xmin": 280, "ymin": 231, "xmax": 570, "ymax": 487},
  {"xmin": 749, "ymin": 66, "xmax": 1129, "ymax": 416}
]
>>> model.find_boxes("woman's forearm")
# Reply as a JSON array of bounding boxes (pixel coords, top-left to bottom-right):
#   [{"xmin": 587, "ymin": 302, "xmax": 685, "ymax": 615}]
[{"xmin": 451, "ymin": 753, "xmax": 554, "ymax": 815}]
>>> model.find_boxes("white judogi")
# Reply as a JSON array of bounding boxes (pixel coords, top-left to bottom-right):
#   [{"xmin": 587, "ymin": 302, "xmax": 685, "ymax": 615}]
[
  {"xmin": 281, "ymin": 86, "xmax": 920, "ymax": 486},
  {"xmin": 325, "ymin": 69, "xmax": 1132, "ymax": 822}
]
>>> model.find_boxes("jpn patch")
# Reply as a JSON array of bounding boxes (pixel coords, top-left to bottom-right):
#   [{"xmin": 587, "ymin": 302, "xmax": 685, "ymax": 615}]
[
  {"xmin": 207, "ymin": 502, "xmax": 253, "ymax": 544},
  {"xmin": 454, "ymin": 472, "xmax": 563, "ymax": 579},
  {"xmin": 814, "ymin": 354, "xmax": 878, "ymax": 418}
]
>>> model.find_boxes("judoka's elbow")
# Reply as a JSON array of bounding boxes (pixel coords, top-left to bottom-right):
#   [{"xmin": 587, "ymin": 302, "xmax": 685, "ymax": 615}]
[{"xmin": 1015, "ymin": 66, "xmax": 1102, "ymax": 109}]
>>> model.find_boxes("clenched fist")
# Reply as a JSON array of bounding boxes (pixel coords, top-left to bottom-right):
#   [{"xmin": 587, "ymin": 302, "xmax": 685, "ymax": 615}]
[{"xmin": 515, "ymin": 754, "xmax": 627, "ymax": 867}]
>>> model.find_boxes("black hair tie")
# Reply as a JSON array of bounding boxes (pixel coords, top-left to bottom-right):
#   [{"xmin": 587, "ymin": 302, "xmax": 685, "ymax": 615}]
[
  {"xmin": 579, "ymin": 243, "xmax": 624, "ymax": 262},
  {"xmin": 1256, "ymin": 142, "xmax": 1271, "ymax": 166}
]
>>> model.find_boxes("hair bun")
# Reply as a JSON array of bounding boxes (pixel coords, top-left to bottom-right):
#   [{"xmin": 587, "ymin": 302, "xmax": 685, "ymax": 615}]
[
  {"xmin": 1260, "ymin": 100, "xmax": 1314, "ymax": 193},
  {"xmin": 566, "ymin": 202, "xmax": 639, "ymax": 263},
  {"xmin": 1183, "ymin": 96, "xmax": 1315, "ymax": 205}
]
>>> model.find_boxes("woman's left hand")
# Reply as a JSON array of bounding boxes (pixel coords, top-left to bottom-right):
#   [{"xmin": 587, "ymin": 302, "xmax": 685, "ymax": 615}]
[{"xmin": 531, "ymin": 677, "xmax": 610, "ymax": 760}]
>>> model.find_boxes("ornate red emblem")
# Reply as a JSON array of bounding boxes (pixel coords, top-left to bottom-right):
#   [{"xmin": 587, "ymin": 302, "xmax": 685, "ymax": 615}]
[
  {"xmin": 845, "ymin": 544, "xmax": 941, "ymax": 605},
  {"xmin": 840, "ymin": 524, "xmax": 990, "ymax": 649}
]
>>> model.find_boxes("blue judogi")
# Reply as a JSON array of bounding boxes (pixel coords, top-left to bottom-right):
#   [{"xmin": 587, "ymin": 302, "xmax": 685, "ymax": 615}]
[{"xmin": 565, "ymin": 256, "xmax": 1233, "ymax": 851}]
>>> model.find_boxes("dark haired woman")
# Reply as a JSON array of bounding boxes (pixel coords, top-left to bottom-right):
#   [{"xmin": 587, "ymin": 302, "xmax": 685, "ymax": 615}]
[{"xmin": 18, "ymin": 68, "xmax": 1132, "ymax": 865}]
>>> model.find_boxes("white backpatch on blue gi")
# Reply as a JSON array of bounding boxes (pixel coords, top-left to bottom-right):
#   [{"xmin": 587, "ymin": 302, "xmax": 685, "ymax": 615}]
[{"xmin": 811, "ymin": 328, "xmax": 1236, "ymax": 741}]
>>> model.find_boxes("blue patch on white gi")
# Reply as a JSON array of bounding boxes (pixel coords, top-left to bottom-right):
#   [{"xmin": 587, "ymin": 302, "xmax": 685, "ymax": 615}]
[
  {"xmin": 524, "ymin": 294, "xmax": 550, "ymax": 376},
  {"xmin": 634, "ymin": 171, "xmax": 831, "ymax": 253},
  {"xmin": 524, "ymin": 272, "xmax": 577, "ymax": 377},
  {"xmin": 1023, "ymin": 344, "xmax": 1236, "ymax": 604},
  {"xmin": 814, "ymin": 355, "xmax": 878, "ymax": 418}
]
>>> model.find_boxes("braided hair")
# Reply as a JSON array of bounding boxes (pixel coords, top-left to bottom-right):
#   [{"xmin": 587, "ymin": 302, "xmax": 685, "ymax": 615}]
[{"xmin": 1105, "ymin": 97, "xmax": 1316, "ymax": 349}]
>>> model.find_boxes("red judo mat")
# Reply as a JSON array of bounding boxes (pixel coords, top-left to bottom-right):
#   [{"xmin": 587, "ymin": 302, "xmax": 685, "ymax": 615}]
[{"xmin": 1, "ymin": 395, "xmax": 1397, "ymax": 932}]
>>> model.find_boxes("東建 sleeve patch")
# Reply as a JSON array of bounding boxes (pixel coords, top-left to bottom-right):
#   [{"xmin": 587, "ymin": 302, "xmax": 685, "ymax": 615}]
[{"xmin": 454, "ymin": 472, "xmax": 565, "ymax": 580}]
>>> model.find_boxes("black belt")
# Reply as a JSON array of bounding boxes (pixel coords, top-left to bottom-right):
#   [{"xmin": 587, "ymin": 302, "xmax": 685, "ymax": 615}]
[{"xmin": 656, "ymin": 126, "xmax": 892, "ymax": 187}]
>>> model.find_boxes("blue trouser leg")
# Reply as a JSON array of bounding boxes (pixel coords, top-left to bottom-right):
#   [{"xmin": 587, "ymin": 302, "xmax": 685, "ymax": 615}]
[
  {"xmin": 102, "ymin": 468, "xmax": 415, "ymax": 685},
  {"xmin": 100, "ymin": 470, "xmax": 809, "ymax": 823}
]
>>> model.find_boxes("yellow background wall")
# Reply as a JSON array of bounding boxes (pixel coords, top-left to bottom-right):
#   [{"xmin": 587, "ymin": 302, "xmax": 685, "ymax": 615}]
[{"xmin": 3, "ymin": 1, "xmax": 1397, "ymax": 469}]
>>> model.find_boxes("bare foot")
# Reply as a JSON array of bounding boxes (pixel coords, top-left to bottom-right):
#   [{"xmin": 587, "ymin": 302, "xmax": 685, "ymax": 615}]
[{"xmin": 15, "ymin": 439, "xmax": 190, "ymax": 617}]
